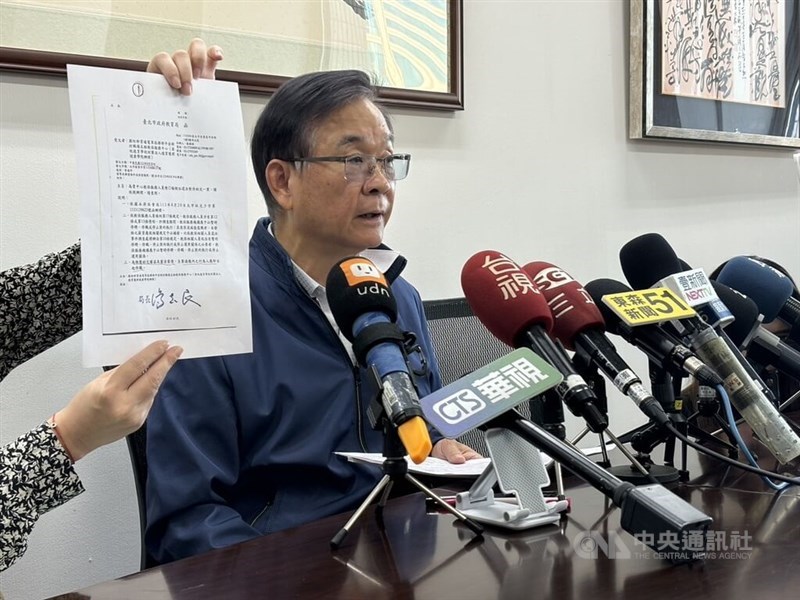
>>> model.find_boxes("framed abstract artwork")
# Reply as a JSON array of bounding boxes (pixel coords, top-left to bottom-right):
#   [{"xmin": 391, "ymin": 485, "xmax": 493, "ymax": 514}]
[{"xmin": 0, "ymin": 0, "xmax": 463, "ymax": 110}]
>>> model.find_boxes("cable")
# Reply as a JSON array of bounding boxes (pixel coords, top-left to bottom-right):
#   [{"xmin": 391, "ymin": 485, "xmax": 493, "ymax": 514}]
[
  {"xmin": 715, "ymin": 384, "xmax": 791, "ymax": 492},
  {"xmin": 664, "ymin": 408, "xmax": 800, "ymax": 488}
]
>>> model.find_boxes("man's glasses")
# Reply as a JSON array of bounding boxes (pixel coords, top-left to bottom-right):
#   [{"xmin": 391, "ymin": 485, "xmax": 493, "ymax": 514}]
[{"xmin": 287, "ymin": 153, "xmax": 411, "ymax": 183}]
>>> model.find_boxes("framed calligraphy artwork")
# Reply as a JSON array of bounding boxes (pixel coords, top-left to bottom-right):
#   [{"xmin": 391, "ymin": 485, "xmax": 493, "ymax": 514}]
[
  {"xmin": 629, "ymin": 0, "xmax": 799, "ymax": 148},
  {"xmin": 0, "ymin": 0, "xmax": 463, "ymax": 110}
]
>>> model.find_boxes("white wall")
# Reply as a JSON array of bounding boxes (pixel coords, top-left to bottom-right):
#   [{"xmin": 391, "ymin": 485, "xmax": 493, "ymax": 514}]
[{"xmin": 1, "ymin": 1, "xmax": 798, "ymax": 598}]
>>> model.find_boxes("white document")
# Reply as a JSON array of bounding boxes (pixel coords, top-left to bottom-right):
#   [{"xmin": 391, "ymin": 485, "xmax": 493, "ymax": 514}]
[
  {"xmin": 337, "ymin": 443, "xmax": 617, "ymax": 478},
  {"xmin": 68, "ymin": 65, "xmax": 252, "ymax": 366},
  {"xmin": 336, "ymin": 452, "xmax": 493, "ymax": 478}
]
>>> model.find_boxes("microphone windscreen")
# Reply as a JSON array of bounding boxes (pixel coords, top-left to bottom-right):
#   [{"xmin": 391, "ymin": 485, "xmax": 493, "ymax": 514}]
[
  {"xmin": 460, "ymin": 250, "xmax": 553, "ymax": 347},
  {"xmin": 523, "ymin": 261, "xmax": 605, "ymax": 350},
  {"xmin": 397, "ymin": 416, "xmax": 432, "ymax": 464},
  {"xmin": 715, "ymin": 256, "xmax": 794, "ymax": 322},
  {"xmin": 583, "ymin": 278, "xmax": 632, "ymax": 336},
  {"xmin": 326, "ymin": 256, "xmax": 397, "ymax": 342},
  {"xmin": 710, "ymin": 280, "xmax": 760, "ymax": 347},
  {"xmin": 620, "ymin": 233, "xmax": 683, "ymax": 289}
]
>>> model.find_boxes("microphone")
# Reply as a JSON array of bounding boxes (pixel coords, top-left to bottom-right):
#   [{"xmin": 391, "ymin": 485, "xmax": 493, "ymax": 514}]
[
  {"xmin": 715, "ymin": 256, "xmax": 800, "ymax": 345},
  {"xmin": 674, "ymin": 258, "xmax": 734, "ymax": 330},
  {"xmin": 625, "ymin": 240, "xmax": 776, "ymax": 397},
  {"xmin": 582, "ymin": 278, "xmax": 722, "ymax": 388},
  {"xmin": 326, "ymin": 257, "xmax": 432, "ymax": 464},
  {"xmin": 460, "ymin": 251, "xmax": 608, "ymax": 433},
  {"xmin": 713, "ymin": 281, "xmax": 800, "ymax": 382},
  {"xmin": 670, "ymin": 258, "xmax": 779, "ymax": 406},
  {"xmin": 619, "ymin": 233, "xmax": 800, "ymax": 464},
  {"xmin": 710, "ymin": 281, "xmax": 760, "ymax": 347},
  {"xmin": 523, "ymin": 261, "xmax": 670, "ymax": 427},
  {"xmin": 659, "ymin": 259, "xmax": 778, "ymax": 406}
]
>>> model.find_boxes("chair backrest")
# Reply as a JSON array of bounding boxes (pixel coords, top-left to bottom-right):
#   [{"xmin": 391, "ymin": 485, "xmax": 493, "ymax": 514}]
[
  {"xmin": 423, "ymin": 297, "xmax": 534, "ymax": 456},
  {"xmin": 104, "ymin": 363, "xmax": 156, "ymax": 570},
  {"xmin": 125, "ymin": 424, "xmax": 157, "ymax": 569}
]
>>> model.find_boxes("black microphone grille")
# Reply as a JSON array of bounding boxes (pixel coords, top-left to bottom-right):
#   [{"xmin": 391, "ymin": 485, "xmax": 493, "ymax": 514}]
[
  {"xmin": 326, "ymin": 257, "xmax": 398, "ymax": 341},
  {"xmin": 620, "ymin": 233, "xmax": 683, "ymax": 289}
]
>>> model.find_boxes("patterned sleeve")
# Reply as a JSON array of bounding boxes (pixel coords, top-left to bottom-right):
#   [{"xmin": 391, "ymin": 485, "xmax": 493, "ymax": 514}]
[
  {"xmin": 0, "ymin": 242, "xmax": 82, "ymax": 382},
  {"xmin": 0, "ymin": 423, "xmax": 85, "ymax": 571}
]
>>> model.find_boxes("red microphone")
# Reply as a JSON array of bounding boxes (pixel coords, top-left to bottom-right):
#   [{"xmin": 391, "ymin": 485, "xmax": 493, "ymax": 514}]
[
  {"xmin": 522, "ymin": 261, "xmax": 669, "ymax": 426},
  {"xmin": 523, "ymin": 261, "xmax": 603, "ymax": 351},
  {"xmin": 460, "ymin": 251, "xmax": 552, "ymax": 346},
  {"xmin": 461, "ymin": 251, "xmax": 607, "ymax": 432}
]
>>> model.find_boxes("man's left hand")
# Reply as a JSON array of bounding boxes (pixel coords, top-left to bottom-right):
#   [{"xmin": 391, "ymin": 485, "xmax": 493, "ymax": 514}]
[{"xmin": 431, "ymin": 439, "xmax": 482, "ymax": 464}]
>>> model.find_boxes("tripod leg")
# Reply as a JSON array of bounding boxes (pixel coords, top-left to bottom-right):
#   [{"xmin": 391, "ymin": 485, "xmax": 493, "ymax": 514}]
[
  {"xmin": 689, "ymin": 419, "xmax": 738, "ymax": 453},
  {"xmin": 553, "ymin": 462, "xmax": 566, "ymax": 501},
  {"xmin": 404, "ymin": 474, "xmax": 483, "ymax": 536},
  {"xmin": 597, "ymin": 431, "xmax": 611, "ymax": 468},
  {"xmin": 375, "ymin": 480, "xmax": 394, "ymax": 529},
  {"xmin": 331, "ymin": 474, "xmax": 392, "ymax": 549},
  {"xmin": 604, "ymin": 429, "xmax": 653, "ymax": 479}
]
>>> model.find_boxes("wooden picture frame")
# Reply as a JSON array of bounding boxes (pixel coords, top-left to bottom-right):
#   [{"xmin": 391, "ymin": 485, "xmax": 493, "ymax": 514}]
[
  {"xmin": 0, "ymin": 0, "xmax": 463, "ymax": 110},
  {"xmin": 629, "ymin": 0, "xmax": 799, "ymax": 148}
]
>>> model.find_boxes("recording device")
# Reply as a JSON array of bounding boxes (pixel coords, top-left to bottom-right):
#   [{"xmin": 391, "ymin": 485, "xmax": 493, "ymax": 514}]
[
  {"xmin": 619, "ymin": 233, "xmax": 800, "ymax": 464},
  {"xmin": 713, "ymin": 281, "xmax": 800, "ymax": 381},
  {"xmin": 326, "ymin": 257, "xmax": 431, "ymax": 464},
  {"xmin": 460, "ymin": 250, "xmax": 607, "ymax": 433},
  {"xmin": 523, "ymin": 261, "xmax": 670, "ymax": 427},
  {"xmin": 583, "ymin": 278, "xmax": 721, "ymax": 388},
  {"xmin": 716, "ymin": 256, "xmax": 800, "ymax": 345}
]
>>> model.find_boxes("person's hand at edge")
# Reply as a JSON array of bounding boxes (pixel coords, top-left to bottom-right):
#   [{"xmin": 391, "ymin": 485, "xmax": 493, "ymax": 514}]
[
  {"xmin": 431, "ymin": 439, "xmax": 482, "ymax": 465},
  {"xmin": 146, "ymin": 38, "xmax": 223, "ymax": 95},
  {"xmin": 51, "ymin": 340, "xmax": 183, "ymax": 461}
]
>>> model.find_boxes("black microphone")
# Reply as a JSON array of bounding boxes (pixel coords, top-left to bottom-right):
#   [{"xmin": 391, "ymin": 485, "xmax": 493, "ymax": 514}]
[
  {"xmin": 327, "ymin": 256, "xmax": 432, "ymax": 464},
  {"xmin": 710, "ymin": 281, "xmax": 760, "ymax": 347},
  {"xmin": 619, "ymin": 233, "xmax": 800, "ymax": 465},
  {"xmin": 713, "ymin": 281, "xmax": 800, "ymax": 382},
  {"xmin": 583, "ymin": 278, "xmax": 722, "ymax": 388},
  {"xmin": 460, "ymin": 250, "xmax": 608, "ymax": 433}
]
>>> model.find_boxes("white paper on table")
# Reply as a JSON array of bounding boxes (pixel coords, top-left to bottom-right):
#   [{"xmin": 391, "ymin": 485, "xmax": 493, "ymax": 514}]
[
  {"xmin": 336, "ymin": 452, "xmax": 493, "ymax": 477},
  {"xmin": 337, "ymin": 443, "xmax": 617, "ymax": 479},
  {"xmin": 67, "ymin": 65, "xmax": 252, "ymax": 366}
]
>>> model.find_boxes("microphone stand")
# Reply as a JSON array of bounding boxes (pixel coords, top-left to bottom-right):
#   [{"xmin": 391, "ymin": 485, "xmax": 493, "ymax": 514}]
[
  {"xmin": 683, "ymin": 383, "xmax": 741, "ymax": 458},
  {"xmin": 615, "ymin": 364, "xmax": 687, "ymax": 483},
  {"xmin": 568, "ymin": 353, "xmax": 654, "ymax": 483},
  {"xmin": 331, "ymin": 366, "xmax": 483, "ymax": 549},
  {"xmin": 628, "ymin": 364, "xmax": 739, "ymax": 482},
  {"xmin": 531, "ymin": 389, "xmax": 568, "ymax": 502},
  {"xmin": 484, "ymin": 409, "xmax": 713, "ymax": 564}
]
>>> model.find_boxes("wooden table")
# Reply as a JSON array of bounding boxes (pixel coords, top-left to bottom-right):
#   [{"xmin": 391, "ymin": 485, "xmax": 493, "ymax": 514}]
[{"xmin": 49, "ymin": 439, "xmax": 800, "ymax": 600}]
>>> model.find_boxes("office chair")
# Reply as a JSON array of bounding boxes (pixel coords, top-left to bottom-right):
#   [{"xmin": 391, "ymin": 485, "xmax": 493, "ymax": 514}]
[
  {"xmin": 125, "ymin": 423, "xmax": 157, "ymax": 569},
  {"xmin": 102, "ymin": 364, "xmax": 156, "ymax": 570},
  {"xmin": 422, "ymin": 297, "xmax": 536, "ymax": 456}
]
